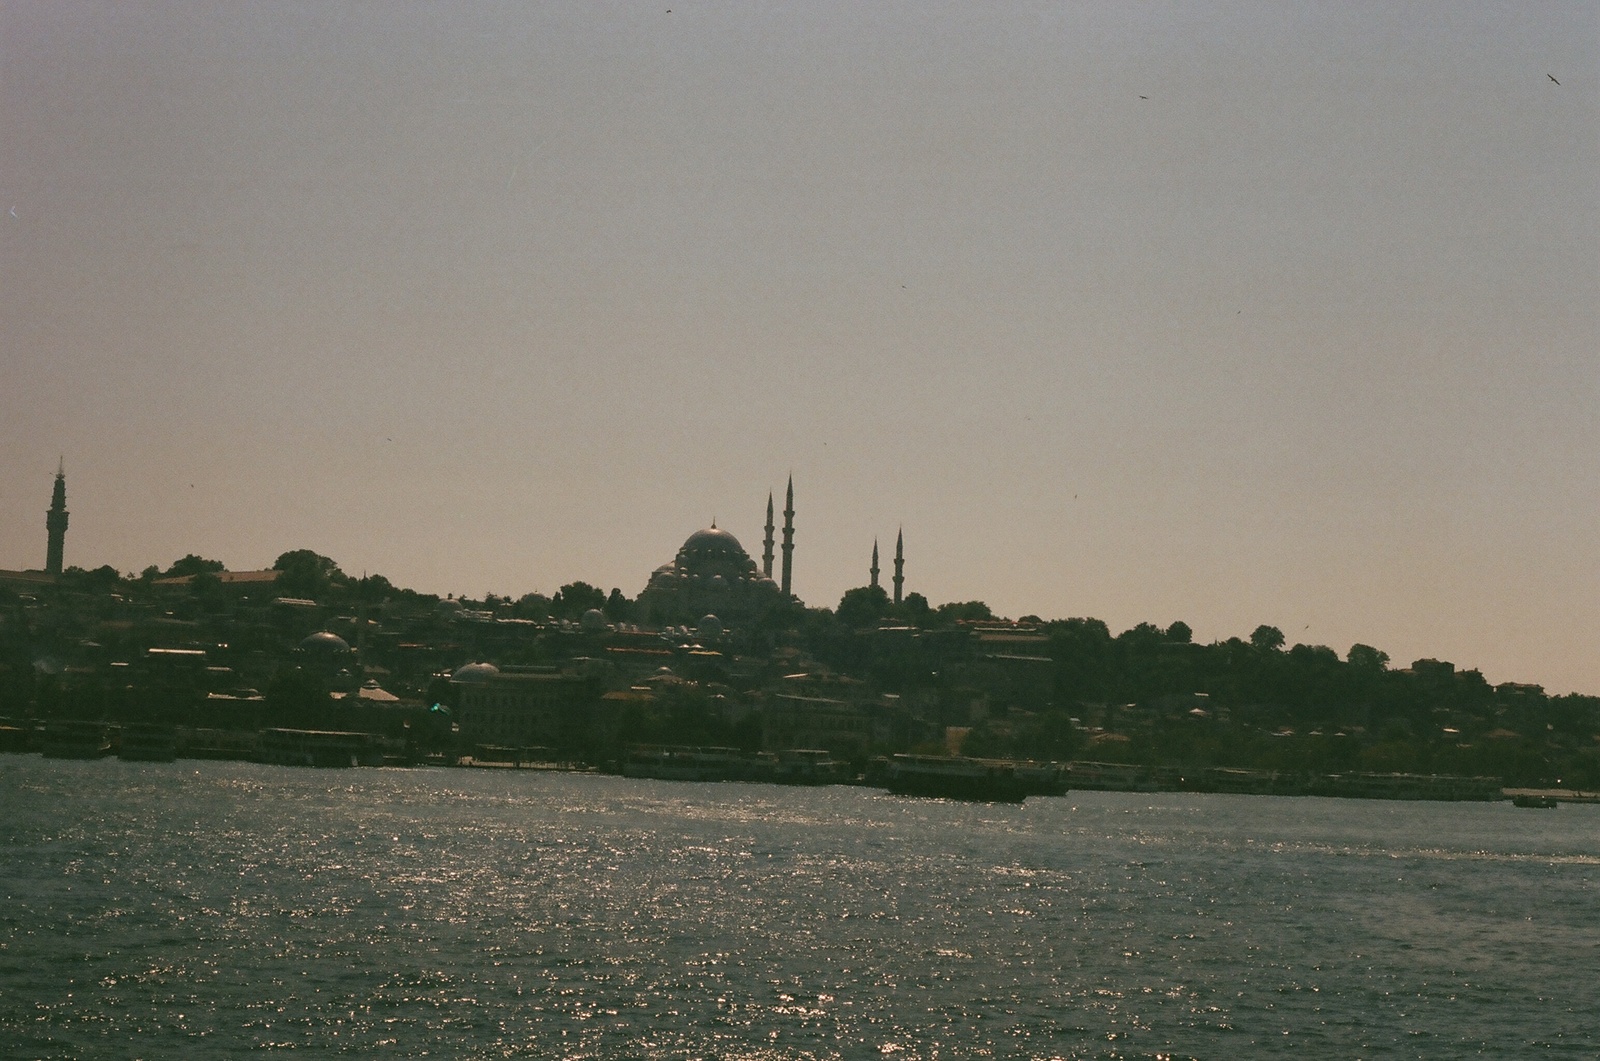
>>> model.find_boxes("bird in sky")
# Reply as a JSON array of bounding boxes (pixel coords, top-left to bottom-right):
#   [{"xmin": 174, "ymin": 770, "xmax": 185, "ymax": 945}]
[{"xmin": 1549, "ymin": 74, "xmax": 1560, "ymax": 85}]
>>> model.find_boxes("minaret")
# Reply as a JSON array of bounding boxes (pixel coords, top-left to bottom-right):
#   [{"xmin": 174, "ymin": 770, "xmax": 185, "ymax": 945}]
[
  {"xmin": 762, "ymin": 492, "xmax": 775, "ymax": 579},
  {"xmin": 780, "ymin": 475, "xmax": 795, "ymax": 598},
  {"xmin": 45, "ymin": 460, "xmax": 69, "ymax": 576},
  {"xmin": 892, "ymin": 527, "xmax": 904, "ymax": 606},
  {"xmin": 870, "ymin": 539, "xmax": 880, "ymax": 590}
]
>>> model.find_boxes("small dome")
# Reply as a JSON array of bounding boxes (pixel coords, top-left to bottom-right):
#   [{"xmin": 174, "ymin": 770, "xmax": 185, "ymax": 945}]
[
  {"xmin": 451, "ymin": 661, "xmax": 500, "ymax": 683},
  {"xmin": 698, "ymin": 614, "xmax": 723, "ymax": 637},
  {"xmin": 581, "ymin": 608, "xmax": 609, "ymax": 633},
  {"xmin": 298, "ymin": 631, "xmax": 351, "ymax": 654}
]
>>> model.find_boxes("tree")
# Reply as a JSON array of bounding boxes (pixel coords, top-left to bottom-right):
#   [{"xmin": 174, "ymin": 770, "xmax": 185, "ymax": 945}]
[
  {"xmin": 189, "ymin": 569, "xmax": 226, "ymax": 610},
  {"xmin": 837, "ymin": 585, "xmax": 889, "ymax": 629},
  {"xmin": 273, "ymin": 550, "xmax": 344, "ymax": 600},
  {"xmin": 553, "ymin": 581, "xmax": 605, "ymax": 619},
  {"xmin": 360, "ymin": 573, "xmax": 395, "ymax": 599},
  {"xmin": 1118, "ymin": 622, "xmax": 1165, "ymax": 650},
  {"xmin": 63, "ymin": 564, "xmax": 122, "ymax": 594},
  {"xmin": 935, "ymin": 600, "xmax": 993, "ymax": 624},
  {"xmin": 1250, "ymin": 624, "xmax": 1285, "ymax": 652},
  {"xmin": 164, "ymin": 554, "xmax": 225, "ymax": 579},
  {"xmin": 604, "ymin": 588, "xmax": 634, "ymax": 623},
  {"xmin": 1166, "ymin": 620, "xmax": 1193, "ymax": 644},
  {"xmin": 1347, "ymin": 643, "xmax": 1390, "ymax": 671},
  {"xmin": 896, "ymin": 592, "xmax": 932, "ymax": 625},
  {"xmin": 1047, "ymin": 617, "xmax": 1113, "ymax": 702}
]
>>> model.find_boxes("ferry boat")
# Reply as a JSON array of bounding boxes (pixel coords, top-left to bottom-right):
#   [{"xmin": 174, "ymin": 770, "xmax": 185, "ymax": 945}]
[
  {"xmin": 257, "ymin": 728, "xmax": 384, "ymax": 768},
  {"xmin": 1512, "ymin": 793, "xmax": 1559, "ymax": 809},
  {"xmin": 773, "ymin": 748, "xmax": 849, "ymax": 786},
  {"xmin": 40, "ymin": 719, "xmax": 113, "ymax": 759},
  {"xmin": 118, "ymin": 723, "xmax": 178, "ymax": 762},
  {"xmin": 883, "ymin": 754, "xmax": 1030, "ymax": 803},
  {"xmin": 1013, "ymin": 761, "xmax": 1069, "ymax": 797},
  {"xmin": 621, "ymin": 745, "xmax": 776, "ymax": 783}
]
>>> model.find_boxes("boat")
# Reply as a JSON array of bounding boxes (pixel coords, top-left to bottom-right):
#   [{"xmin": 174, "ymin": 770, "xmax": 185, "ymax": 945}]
[
  {"xmin": 773, "ymin": 748, "xmax": 849, "ymax": 786},
  {"xmin": 1512, "ymin": 793, "xmax": 1559, "ymax": 809},
  {"xmin": 621, "ymin": 745, "xmax": 775, "ymax": 783},
  {"xmin": 883, "ymin": 754, "xmax": 1030, "ymax": 803},
  {"xmin": 40, "ymin": 719, "xmax": 112, "ymax": 759},
  {"xmin": 118, "ymin": 723, "xmax": 178, "ymax": 762},
  {"xmin": 257, "ymin": 728, "xmax": 384, "ymax": 767},
  {"xmin": 1013, "ymin": 761, "xmax": 1069, "ymax": 797}
]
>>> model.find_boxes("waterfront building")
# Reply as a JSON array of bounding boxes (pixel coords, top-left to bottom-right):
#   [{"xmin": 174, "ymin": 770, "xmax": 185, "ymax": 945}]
[{"xmin": 450, "ymin": 661, "xmax": 598, "ymax": 756}]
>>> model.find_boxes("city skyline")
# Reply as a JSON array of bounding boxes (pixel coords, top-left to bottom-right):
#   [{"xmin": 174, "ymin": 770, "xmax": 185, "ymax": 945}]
[{"xmin": 2, "ymin": 2, "xmax": 1596, "ymax": 693}]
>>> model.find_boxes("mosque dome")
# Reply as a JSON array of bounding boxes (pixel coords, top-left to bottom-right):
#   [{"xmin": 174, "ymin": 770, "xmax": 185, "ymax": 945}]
[
  {"xmin": 681, "ymin": 526, "xmax": 745, "ymax": 554},
  {"xmin": 698, "ymin": 614, "xmax": 723, "ymax": 637},
  {"xmin": 298, "ymin": 631, "xmax": 351, "ymax": 654},
  {"xmin": 637, "ymin": 493, "xmax": 794, "ymax": 625},
  {"xmin": 451, "ymin": 661, "xmax": 500, "ymax": 683},
  {"xmin": 580, "ymin": 608, "xmax": 609, "ymax": 633},
  {"xmin": 672, "ymin": 526, "xmax": 759, "ymax": 582}
]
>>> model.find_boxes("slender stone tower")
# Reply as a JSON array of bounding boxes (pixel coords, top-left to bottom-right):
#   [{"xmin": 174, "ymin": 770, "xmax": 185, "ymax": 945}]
[
  {"xmin": 870, "ymin": 539, "xmax": 880, "ymax": 590},
  {"xmin": 892, "ymin": 527, "xmax": 904, "ymax": 606},
  {"xmin": 762, "ymin": 492, "xmax": 775, "ymax": 579},
  {"xmin": 780, "ymin": 475, "xmax": 795, "ymax": 598},
  {"xmin": 45, "ymin": 460, "xmax": 68, "ymax": 576}
]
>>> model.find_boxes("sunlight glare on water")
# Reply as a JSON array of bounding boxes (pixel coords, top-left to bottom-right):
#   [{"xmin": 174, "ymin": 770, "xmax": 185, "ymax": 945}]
[{"xmin": 1, "ymin": 759, "xmax": 1596, "ymax": 1059}]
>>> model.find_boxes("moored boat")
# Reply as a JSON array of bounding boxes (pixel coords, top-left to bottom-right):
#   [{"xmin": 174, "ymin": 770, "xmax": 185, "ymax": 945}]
[
  {"xmin": 1013, "ymin": 761, "xmax": 1069, "ymax": 797},
  {"xmin": 773, "ymin": 748, "xmax": 849, "ymax": 786},
  {"xmin": 40, "ymin": 719, "xmax": 112, "ymax": 759},
  {"xmin": 883, "ymin": 754, "xmax": 1030, "ymax": 803},
  {"xmin": 622, "ymin": 745, "xmax": 776, "ymax": 783},
  {"xmin": 257, "ymin": 727, "xmax": 384, "ymax": 767},
  {"xmin": 118, "ymin": 722, "xmax": 178, "ymax": 762}
]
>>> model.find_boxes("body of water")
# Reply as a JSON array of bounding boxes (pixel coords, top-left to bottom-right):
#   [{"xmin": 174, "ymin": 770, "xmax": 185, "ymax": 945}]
[{"xmin": 1, "ymin": 758, "xmax": 1595, "ymax": 1059}]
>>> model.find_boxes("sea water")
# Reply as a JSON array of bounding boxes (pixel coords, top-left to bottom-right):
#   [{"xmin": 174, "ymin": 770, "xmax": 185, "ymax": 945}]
[{"xmin": 1, "ymin": 758, "xmax": 1595, "ymax": 1059}]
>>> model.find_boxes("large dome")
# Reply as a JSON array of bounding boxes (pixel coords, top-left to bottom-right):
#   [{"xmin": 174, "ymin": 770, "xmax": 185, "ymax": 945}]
[
  {"xmin": 680, "ymin": 526, "xmax": 748, "ymax": 559},
  {"xmin": 638, "ymin": 522, "xmax": 781, "ymax": 624},
  {"xmin": 672, "ymin": 526, "xmax": 759, "ymax": 582}
]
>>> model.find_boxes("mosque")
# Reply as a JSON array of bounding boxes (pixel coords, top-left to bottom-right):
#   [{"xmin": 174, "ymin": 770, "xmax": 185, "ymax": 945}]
[
  {"xmin": 18, "ymin": 467, "xmax": 908, "ymax": 629},
  {"xmin": 635, "ymin": 477, "xmax": 793, "ymax": 626},
  {"xmin": 635, "ymin": 476, "xmax": 906, "ymax": 627}
]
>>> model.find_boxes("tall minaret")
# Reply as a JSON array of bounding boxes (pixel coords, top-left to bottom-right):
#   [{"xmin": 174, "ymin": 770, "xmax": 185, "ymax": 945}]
[
  {"xmin": 892, "ymin": 527, "xmax": 904, "ymax": 606},
  {"xmin": 762, "ymin": 492, "xmax": 775, "ymax": 579},
  {"xmin": 45, "ymin": 460, "xmax": 69, "ymax": 576},
  {"xmin": 870, "ymin": 539, "xmax": 880, "ymax": 590},
  {"xmin": 780, "ymin": 475, "xmax": 795, "ymax": 598}
]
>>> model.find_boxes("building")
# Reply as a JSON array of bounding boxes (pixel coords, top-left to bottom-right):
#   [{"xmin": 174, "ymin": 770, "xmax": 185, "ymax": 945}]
[
  {"xmin": 636, "ymin": 478, "xmax": 798, "ymax": 626},
  {"xmin": 450, "ymin": 661, "xmax": 599, "ymax": 754},
  {"xmin": 45, "ymin": 461, "xmax": 69, "ymax": 576}
]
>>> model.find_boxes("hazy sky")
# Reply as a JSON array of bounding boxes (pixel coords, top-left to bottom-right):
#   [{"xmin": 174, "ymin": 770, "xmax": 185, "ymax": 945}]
[{"xmin": 3, "ymin": 2, "xmax": 1596, "ymax": 692}]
